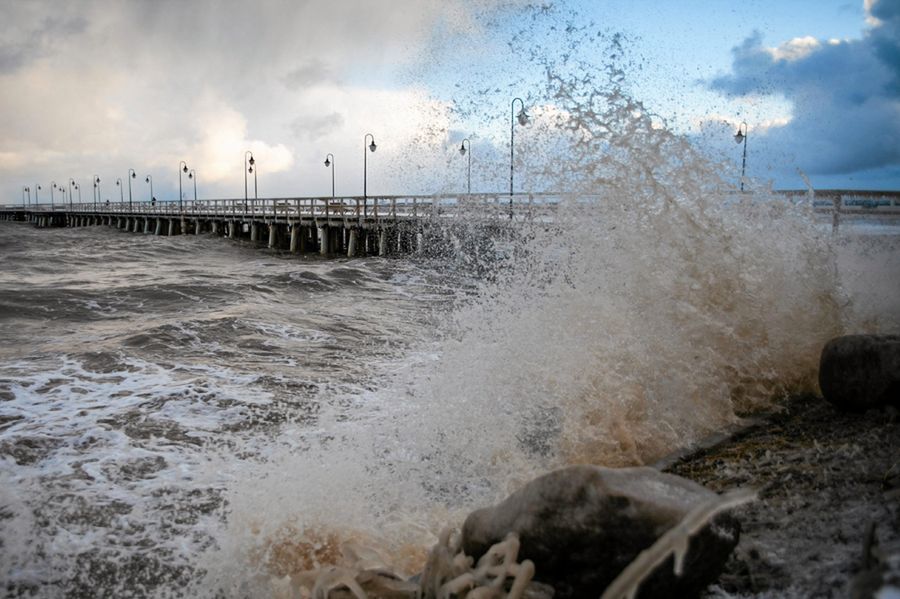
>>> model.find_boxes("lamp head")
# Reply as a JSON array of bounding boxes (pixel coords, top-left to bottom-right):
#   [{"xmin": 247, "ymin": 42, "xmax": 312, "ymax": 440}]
[
  {"xmin": 188, "ymin": 172, "xmax": 193, "ymax": 179},
  {"xmin": 517, "ymin": 109, "xmax": 530, "ymax": 126},
  {"xmin": 131, "ymin": 172, "xmax": 136, "ymax": 179},
  {"xmin": 248, "ymin": 156, "xmax": 255, "ymax": 166},
  {"xmin": 459, "ymin": 143, "xmax": 467, "ymax": 156},
  {"xmin": 369, "ymin": 140, "xmax": 377, "ymax": 152},
  {"xmin": 95, "ymin": 176, "xmax": 100, "ymax": 183},
  {"xmin": 183, "ymin": 164, "xmax": 189, "ymax": 173},
  {"xmin": 116, "ymin": 180, "xmax": 120, "ymax": 186},
  {"xmin": 324, "ymin": 157, "xmax": 331, "ymax": 167},
  {"xmin": 734, "ymin": 130, "xmax": 745, "ymax": 144},
  {"xmin": 145, "ymin": 176, "xmax": 150, "ymax": 183},
  {"xmin": 248, "ymin": 166, "xmax": 254, "ymax": 174}
]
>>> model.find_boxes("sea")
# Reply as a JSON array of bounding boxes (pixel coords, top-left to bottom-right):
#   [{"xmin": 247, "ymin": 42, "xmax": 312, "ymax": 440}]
[{"xmin": 1, "ymin": 198, "xmax": 898, "ymax": 597}]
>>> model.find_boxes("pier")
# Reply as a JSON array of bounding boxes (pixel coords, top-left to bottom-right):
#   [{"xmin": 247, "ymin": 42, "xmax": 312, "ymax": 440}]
[
  {"xmin": 0, "ymin": 194, "xmax": 532, "ymax": 258},
  {"xmin": 1, "ymin": 191, "xmax": 898, "ymax": 257}
]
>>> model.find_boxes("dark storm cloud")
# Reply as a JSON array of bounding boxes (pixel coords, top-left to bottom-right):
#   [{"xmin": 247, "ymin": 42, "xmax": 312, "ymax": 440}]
[
  {"xmin": 0, "ymin": 16, "xmax": 87, "ymax": 73},
  {"xmin": 708, "ymin": 0, "xmax": 900, "ymax": 176},
  {"xmin": 282, "ymin": 60, "xmax": 339, "ymax": 90}
]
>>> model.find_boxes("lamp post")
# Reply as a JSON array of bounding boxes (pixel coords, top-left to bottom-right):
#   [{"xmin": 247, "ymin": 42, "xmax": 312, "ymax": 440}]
[
  {"xmin": 35, "ymin": 184, "xmax": 41, "ymax": 205},
  {"xmin": 459, "ymin": 138, "xmax": 472, "ymax": 195},
  {"xmin": 51, "ymin": 181, "xmax": 58, "ymax": 210},
  {"xmin": 93, "ymin": 175, "xmax": 100, "ymax": 211},
  {"xmin": 74, "ymin": 182, "xmax": 81, "ymax": 204},
  {"xmin": 69, "ymin": 179, "xmax": 76, "ymax": 210},
  {"xmin": 128, "ymin": 169, "xmax": 136, "ymax": 209},
  {"xmin": 145, "ymin": 175, "xmax": 154, "ymax": 205},
  {"xmin": 510, "ymin": 97, "xmax": 529, "ymax": 216},
  {"xmin": 188, "ymin": 169, "xmax": 197, "ymax": 202},
  {"xmin": 363, "ymin": 134, "xmax": 376, "ymax": 216},
  {"xmin": 734, "ymin": 121, "xmax": 748, "ymax": 192},
  {"xmin": 116, "ymin": 178, "xmax": 124, "ymax": 206},
  {"xmin": 244, "ymin": 151, "xmax": 256, "ymax": 215},
  {"xmin": 22, "ymin": 186, "xmax": 29, "ymax": 207},
  {"xmin": 179, "ymin": 161, "xmax": 188, "ymax": 211},
  {"xmin": 324, "ymin": 153, "xmax": 335, "ymax": 198}
]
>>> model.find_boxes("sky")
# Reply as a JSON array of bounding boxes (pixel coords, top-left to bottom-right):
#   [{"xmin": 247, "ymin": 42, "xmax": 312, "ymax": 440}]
[{"xmin": 1, "ymin": 0, "xmax": 898, "ymax": 205}]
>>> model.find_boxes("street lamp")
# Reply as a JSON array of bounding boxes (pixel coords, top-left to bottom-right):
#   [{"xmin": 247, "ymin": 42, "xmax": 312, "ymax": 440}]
[
  {"xmin": 734, "ymin": 121, "xmax": 748, "ymax": 192},
  {"xmin": 459, "ymin": 138, "xmax": 472, "ymax": 195},
  {"xmin": 116, "ymin": 177, "xmax": 124, "ymax": 205},
  {"xmin": 363, "ymin": 134, "xmax": 376, "ymax": 215},
  {"xmin": 22, "ymin": 186, "xmax": 29, "ymax": 207},
  {"xmin": 324, "ymin": 153, "xmax": 335, "ymax": 198},
  {"xmin": 145, "ymin": 175, "xmax": 154, "ymax": 205},
  {"xmin": 69, "ymin": 178, "xmax": 76, "ymax": 209},
  {"xmin": 128, "ymin": 169, "xmax": 136, "ymax": 209},
  {"xmin": 244, "ymin": 151, "xmax": 256, "ymax": 213},
  {"xmin": 179, "ymin": 161, "xmax": 188, "ymax": 211},
  {"xmin": 93, "ymin": 175, "xmax": 100, "ymax": 210},
  {"xmin": 510, "ymin": 97, "xmax": 529, "ymax": 216},
  {"xmin": 74, "ymin": 182, "xmax": 81, "ymax": 204},
  {"xmin": 51, "ymin": 181, "xmax": 58, "ymax": 210},
  {"xmin": 188, "ymin": 169, "xmax": 197, "ymax": 202},
  {"xmin": 35, "ymin": 184, "xmax": 41, "ymax": 205}
]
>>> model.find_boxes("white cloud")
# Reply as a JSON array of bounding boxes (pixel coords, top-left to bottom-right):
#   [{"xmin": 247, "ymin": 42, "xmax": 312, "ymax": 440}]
[{"xmin": 767, "ymin": 36, "xmax": 821, "ymax": 62}]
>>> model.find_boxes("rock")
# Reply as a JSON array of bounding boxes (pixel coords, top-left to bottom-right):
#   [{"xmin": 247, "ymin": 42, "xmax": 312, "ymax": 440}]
[
  {"xmin": 461, "ymin": 465, "xmax": 740, "ymax": 599},
  {"xmin": 819, "ymin": 335, "xmax": 900, "ymax": 411}
]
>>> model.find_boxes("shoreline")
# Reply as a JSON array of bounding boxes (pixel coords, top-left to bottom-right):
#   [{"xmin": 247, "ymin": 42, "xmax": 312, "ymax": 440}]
[{"xmin": 663, "ymin": 394, "xmax": 899, "ymax": 597}]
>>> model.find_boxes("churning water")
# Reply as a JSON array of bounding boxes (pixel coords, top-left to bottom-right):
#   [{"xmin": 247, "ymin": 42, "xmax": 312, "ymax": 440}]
[
  {"xmin": 2, "ymin": 200, "xmax": 898, "ymax": 597},
  {"xmin": 3, "ymin": 25, "xmax": 900, "ymax": 594}
]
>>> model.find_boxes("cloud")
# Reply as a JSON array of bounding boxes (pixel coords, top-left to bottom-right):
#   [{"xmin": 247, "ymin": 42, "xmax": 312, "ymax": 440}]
[
  {"xmin": 0, "ymin": 14, "xmax": 87, "ymax": 73},
  {"xmin": 707, "ymin": 0, "xmax": 900, "ymax": 178},
  {"xmin": 0, "ymin": 0, "xmax": 520, "ymax": 202}
]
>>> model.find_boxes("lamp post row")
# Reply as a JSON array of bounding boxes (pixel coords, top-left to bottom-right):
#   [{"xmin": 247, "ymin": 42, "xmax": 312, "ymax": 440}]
[{"xmin": 16, "ymin": 104, "xmax": 751, "ymax": 207}]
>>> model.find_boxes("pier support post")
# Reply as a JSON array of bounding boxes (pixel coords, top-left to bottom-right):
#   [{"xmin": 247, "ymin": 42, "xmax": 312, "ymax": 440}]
[
  {"xmin": 379, "ymin": 229, "xmax": 388, "ymax": 257},
  {"xmin": 290, "ymin": 225, "xmax": 299, "ymax": 253},
  {"xmin": 318, "ymin": 226, "xmax": 329, "ymax": 255},
  {"xmin": 268, "ymin": 223, "xmax": 277, "ymax": 249},
  {"xmin": 167, "ymin": 219, "xmax": 176, "ymax": 236},
  {"xmin": 143, "ymin": 218, "xmax": 149, "ymax": 234},
  {"xmin": 347, "ymin": 228, "xmax": 359, "ymax": 258},
  {"xmin": 228, "ymin": 221, "xmax": 236, "ymax": 239},
  {"xmin": 250, "ymin": 222, "xmax": 259, "ymax": 243},
  {"xmin": 416, "ymin": 231, "xmax": 424, "ymax": 254}
]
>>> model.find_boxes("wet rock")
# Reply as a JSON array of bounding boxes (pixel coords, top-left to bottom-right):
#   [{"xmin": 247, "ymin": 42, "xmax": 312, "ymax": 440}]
[
  {"xmin": 461, "ymin": 465, "xmax": 740, "ymax": 599},
  {"xmin": 819, "ymin": 335, "xmax": 900, "ymax": 411}
]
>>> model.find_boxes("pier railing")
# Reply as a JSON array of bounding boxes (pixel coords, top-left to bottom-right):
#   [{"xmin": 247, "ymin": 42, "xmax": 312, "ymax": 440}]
[
  {"xmin": 4, "ymin": 190, "xmax": 899, "ymax": 220},
  {"xmin": 0, "ymin": 193, "xmax": 578, "ymax": 223}
]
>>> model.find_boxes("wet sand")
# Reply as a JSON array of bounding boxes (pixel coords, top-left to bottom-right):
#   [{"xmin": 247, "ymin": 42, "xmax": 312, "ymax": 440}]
[{"xmin": 664, "ymin": 395, "xmax": 899, "ymax": 597}]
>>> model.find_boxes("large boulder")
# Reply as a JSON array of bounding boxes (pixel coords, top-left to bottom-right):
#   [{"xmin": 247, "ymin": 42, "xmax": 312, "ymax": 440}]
[
  {"xmin": 461, "ymin": 465, "xmax": 740, "ymax": 599},
  {"xmin": 819, "ymin": 335, "xmax": 900, "ymax": 411}
]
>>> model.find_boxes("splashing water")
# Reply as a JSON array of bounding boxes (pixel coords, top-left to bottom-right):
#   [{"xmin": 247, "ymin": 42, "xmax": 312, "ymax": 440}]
[{"xmin": 196, "ymin": 24, "xmax": 872, "ymax": 596}]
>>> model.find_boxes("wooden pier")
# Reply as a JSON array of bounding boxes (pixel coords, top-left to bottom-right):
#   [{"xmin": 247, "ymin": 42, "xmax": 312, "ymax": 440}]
[
  {"xmin": 0, "ymin": 195, "xmax": 533, "ymax": 257},
  {"xmin": 1, "ymin": 191, "xmax": 898, "ymax": 257}
]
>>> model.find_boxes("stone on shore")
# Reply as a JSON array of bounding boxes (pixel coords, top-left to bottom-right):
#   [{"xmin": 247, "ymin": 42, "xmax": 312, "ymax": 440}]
[
  {"xmin": 819, "ymin": 334, "xmax": 900, "ymax": 411},
  {"xmin": 461, "ymin": 465, "xmax": 740, "ymax": 599}
]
